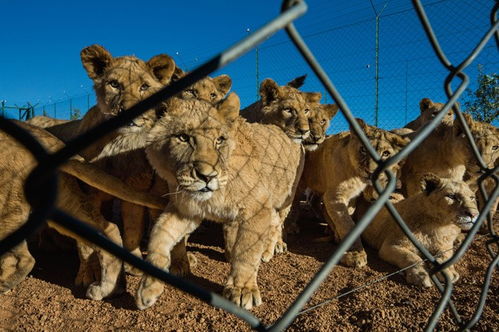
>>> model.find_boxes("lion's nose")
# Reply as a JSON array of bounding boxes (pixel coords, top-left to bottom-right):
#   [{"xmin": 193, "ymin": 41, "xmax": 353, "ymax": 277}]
[{"xmin": 193, "ymin": 162, "xmax": 217, "ymax": 183}]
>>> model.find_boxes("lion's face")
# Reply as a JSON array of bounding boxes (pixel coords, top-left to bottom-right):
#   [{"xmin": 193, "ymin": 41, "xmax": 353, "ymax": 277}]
[
  {"xmin": 472, "ymin": 125, "xmax": 499, "ymax": 170},
  {"xmin": 146, "ymin": 94, "xmax": 240, "ymax": 201},
  {"xmin": 420, "ymin": 174, "xmax": 478, "ymax": 230},
  {"xmin": 303, "ymin": 104, "xmax": 338, "ymax": 151},
  {"xmin": 80, "ymin": 44, "xmax": 176, "ymax": 133},
  {"xmin": 258, "ymin": 79, "xmax": 322, "ymax": 144},
  {"xmin": 419, "ymin": 98, "xmax": 454, "ymax": 125},
  {"xmin": 350, "ymin": 119, "xmax": 410, "ymax": 178},
  {"xmin": 179, "ymin": 74, "xmax": 232, "ymax": 103}
]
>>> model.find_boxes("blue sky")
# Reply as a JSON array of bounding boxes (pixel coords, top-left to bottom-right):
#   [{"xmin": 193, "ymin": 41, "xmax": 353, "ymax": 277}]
[{"xmin": 1, "ymin": 0, "xmax": 497, "ymax": 131}]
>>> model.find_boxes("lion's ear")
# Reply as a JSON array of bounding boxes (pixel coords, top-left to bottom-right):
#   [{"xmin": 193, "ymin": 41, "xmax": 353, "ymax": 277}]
[
  {"xmin": 147, "ymin": 54, "xmax": 176, "ymax": 85},
  {"xmin": 323, "ymin": 104, "xmax": 339, "ymax": 120},
  {"xmin": 218, "ymin": 92, "xmax": 240, "ymax": 122},
  {"xmin": 260, "ymin": 79, "xmax": 281, "ymax": 104},
  {"xmin": 390, "ymin": 133, "xmax": 410, "ymax": 149},
  {"xmin": 304, "ymin": 92, "xmax": 322, "ymax": 103},
  {"xmin": 420, "ymin": 173, "xmax": 442, "ymax": 195},
  {"xmin": 455, "ymin": 112, "xmax": 476, "ymax": 136},
  {"xmin": 81, "ymin": 44, "xmax": 113, "ymax": 80},
  {"xmin": 351, "ymin": 118, "xmax": 369, "ymax": 133},
  {"xmin": 419, "ymin": 98, "xmax": 434, "ymax": 114},
  {"xmin": 286, "ymin": 75, "xmax": 307, "ymax": 89},
  {"xmin": 213, "ymin": 75, "xmax": 232, "ymax": 95},
  {"xmin": 172, "ymin": 66, "xmax": 186, "ymax": 81}
]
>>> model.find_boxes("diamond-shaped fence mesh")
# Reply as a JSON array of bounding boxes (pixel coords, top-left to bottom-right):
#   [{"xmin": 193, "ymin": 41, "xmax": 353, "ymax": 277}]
[{"xmin": 0, "ymin": 0, "xmax": 497, "ymax": 331}]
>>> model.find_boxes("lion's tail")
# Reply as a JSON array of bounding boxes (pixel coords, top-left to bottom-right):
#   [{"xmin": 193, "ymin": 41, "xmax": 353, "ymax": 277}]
[{"xmin": 60, "ymin": 159, "xmax": 166, "ymax": 210}]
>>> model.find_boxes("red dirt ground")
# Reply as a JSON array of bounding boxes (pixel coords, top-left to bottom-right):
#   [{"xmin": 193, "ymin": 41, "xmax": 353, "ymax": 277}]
[{"xmin": 0, "ymin": 216, "xmax": 497, "ymax": 331}]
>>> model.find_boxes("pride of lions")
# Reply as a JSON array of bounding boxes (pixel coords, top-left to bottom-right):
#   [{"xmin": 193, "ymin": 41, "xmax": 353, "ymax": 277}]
[{"xmin": 1, "ymin": 45, "xmax": 497, "ymax": 310}]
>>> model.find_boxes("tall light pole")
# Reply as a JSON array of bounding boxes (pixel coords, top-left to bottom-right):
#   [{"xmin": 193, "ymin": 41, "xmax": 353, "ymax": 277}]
[
  {"xmin": 370, "ymin": 0, "xmax": 391, "ymax": 126},
  {"xmin": 247, "ymin": 28, "xmax": 260, "ymax": 99}
]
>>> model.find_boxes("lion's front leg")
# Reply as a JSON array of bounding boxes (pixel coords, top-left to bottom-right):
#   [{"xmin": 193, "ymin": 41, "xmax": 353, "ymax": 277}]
[
  {"xmin": 136, "ymin": 205, "xmax": 201, "ymax": 310},
  {"xmin": 122, "ymin": 201, "xmax": 146, "ymax": 276},
  {"xmin": 223, "ymin": 208, "xmax": 272, "ymax": 310},
  {"xmin": 323, "ymin": 191, "xmax": 367, "ymax": 268},
  {"xmin": 435, "ymin": 249, "xmax": 459, "ymax": 284},
  {"xmin": 379, "ymin": 242, "xmax": 432, "ymax": 288}
]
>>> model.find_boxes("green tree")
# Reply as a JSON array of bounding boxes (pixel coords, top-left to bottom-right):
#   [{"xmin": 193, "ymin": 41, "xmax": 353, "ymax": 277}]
[
  {"xmin": 70, "ymin": 108, "xmax": 81, "ymax": 120},
  {"xmin": 463, "ymin": 65, "xmax": 498, "ymax": 123}
]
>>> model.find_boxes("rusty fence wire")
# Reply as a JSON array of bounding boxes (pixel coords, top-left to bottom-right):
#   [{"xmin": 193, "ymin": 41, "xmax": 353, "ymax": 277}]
[{"xmin": 0, "ymin": 0, "xmax": 498, "ymax": 331}]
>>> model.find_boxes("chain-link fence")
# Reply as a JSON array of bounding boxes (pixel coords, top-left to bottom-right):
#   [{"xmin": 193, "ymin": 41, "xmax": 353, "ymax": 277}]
[{"xmin": 0, "ymin": 0, "xmax": 498, "ymax": 331}]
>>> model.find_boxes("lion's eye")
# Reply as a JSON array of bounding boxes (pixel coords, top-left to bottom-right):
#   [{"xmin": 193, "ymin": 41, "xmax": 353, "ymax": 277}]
[
  {"xmin": 492, "ymin": 145, "xmax": 498, "ymax": 151},
  {"xmin": 282, "ymin": 108, "xmax": 292, "ymax": 114},
  {"xmin": 446, "ymin": 194, "xmax": 457, "ymax": 201},
  {"xmin": 176, "ymin": 133, "xmax": 190, "ymax": 142},
  {"xmin": 320, "ymin": 119, "xmax": 327, "ymax": 125},
  {"xmin": 108, "ymin": 80, "xmax": 120, "ymax": 89},
  {"xmin": 360, "ymin": 146, "xmax": 367, "ymax": 154},
  {"xmin": 216, "ymin": 136, "xmax": 225, "ymax": 145},
  {"xmin": 210, "ymin": 92, "xmax": 217, "ymax": 100},
  {"xmin": 140, "ymin": 83, "xmax": 150, "ymax": 91},
  {"xmin": 470, "ymin": 196, "xmax": 476, "ymax": 201},
  {"xmin": 304, "ymin": 108, "xmax": 310, "ymax": 115},
  {"xmin": 382, "ymin": 150, "xmax": 391, "ymax": 157}
]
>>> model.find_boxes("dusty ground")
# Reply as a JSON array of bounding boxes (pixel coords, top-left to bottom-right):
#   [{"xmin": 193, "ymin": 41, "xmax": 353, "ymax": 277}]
[{"xmin": 0, "ymin": 213, "xmax": 497, "ymax": 332}]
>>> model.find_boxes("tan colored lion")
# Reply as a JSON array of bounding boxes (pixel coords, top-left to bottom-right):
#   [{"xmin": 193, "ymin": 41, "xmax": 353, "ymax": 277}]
[
  {"xmin": 240, "ymin": 78, "xmax": 322, "ymax": 146},
  {"xmin": 362, "ymin": 174, "xmax": 478, "ymax": 287},
  {"xmin": 302, "ymin": 103, "xmax": 339, "ymax": 151},
  {"xmin": 46, "ymin": 44, "xmax": 176, "ymax": 160},
  {"xmin": 26, "ymin": 116, "xmax": 70, "ymax": 128},
  {"xmin": 0, "ymin": 121, "xmax": 165, "ymax": 299},
  {"xmin": 91, "ymin": 74, "xmax": 233, "ymax": 275},
  {"xmin": 404, "ymin": 98, "xmax": 454, "ymax": 130},
  {"xmin": 135, "ymin": 93, "xmax": 304, "ymax": 310},
  {"xmin": 299, "ymin": 120, "xmax": 409, "ymax": 267},
  {"xmin": 400, "ymin": 113, "xmax": 499, "ymax": 197}
]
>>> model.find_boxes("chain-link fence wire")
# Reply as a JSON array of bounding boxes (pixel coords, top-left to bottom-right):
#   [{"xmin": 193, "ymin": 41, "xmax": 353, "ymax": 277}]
[
  {"xmin": 0, "ymin": 0, "xmax": 497, "ymax": 331},
  {"xmin": 19, "ymin": 0, "xmax": 497, "ymax": 131}
]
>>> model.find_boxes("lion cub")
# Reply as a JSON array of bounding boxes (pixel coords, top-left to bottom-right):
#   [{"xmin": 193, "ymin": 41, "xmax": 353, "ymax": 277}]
[
  {"xmin": 362, "ymin": 174, "xmax": 478, "ymax": 288},
  {"xmin": 0, "ymin": 121, "xmax": 165, "ymax": 299},
  {"xmin": 240, "ymin": 78, "xmax": 322, "ymax": 146},
  {"xmin": 404, "ymin": 98, "xmax": 454, "ymax": 130},
  {"xmin": 136, "ymin": 93, "xmax": 304, "ymax": 310},
  {"xmin": 299, "ymin": 119, "xmax": 409, "ymax": 267},
  {"xmin": 400, "ymin": 113, "xmax": 499, "ymax": 197}
]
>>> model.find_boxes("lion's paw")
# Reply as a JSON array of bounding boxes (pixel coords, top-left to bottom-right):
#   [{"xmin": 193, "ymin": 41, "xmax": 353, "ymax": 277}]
[
  {"xmin": 274, "ymin": 240, "xmax": 288, "ymax": 255},
  {"xmin": 341, "ymin": 249, "xmax": 367, "ymax": 268},
  {"xmin": 136, "ymin": 277, "xmax": 164, "ymax": 310},
  {"xmin": 261, "ymin": 249, "xmax": 274, "ymax": 263},
  {"xmin": 75, "ymin": 263, "xmax": 100, "ymax": 287},
  {"xmin": 406, "ymin": 268, "xmax": 432, "ymax": 288},
  {"xmin": 437, "ymin": 267, "xmax": 460, "ymax": 284},
  {"xmin": 223, "ymin": 285, "xmax": 262, "ymax": 310}
]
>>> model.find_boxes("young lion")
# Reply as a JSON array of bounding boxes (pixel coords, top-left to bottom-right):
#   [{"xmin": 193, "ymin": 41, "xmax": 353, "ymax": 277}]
[
  {"xmin": 403, "ymin": 98, "xmax": 454, "ymax": 130},
  {"xmin": 0, "ymin": 121, "xmax": 165, "ymax": 299},
  {"xmin": 92, "ymin": 74, "xmax": 233, "ymax": 276},
  {"xmin": 302, "ymin": 103, "xmax": 339, "ymax": 151},
  {"xmin": 400, "ymin": 113, "xmax": 499, "ymax": 197},
  {"xmin": 240, "ymin": 78, "xmax": 322, "ymax": 146},
  {"xmin": 46, "ymin": 44, "xmax": 176, "ymax": 160},
  {"xmin": 362, "ymin": 174, "xmax": 478, "ymax": 287},
  {"xmin": 135, "ymin": 93, "xmax": 304, "ymax": 310},
  {"xmin": 299, "ymin": 120, "xmax": 409, "ymax": 267}
]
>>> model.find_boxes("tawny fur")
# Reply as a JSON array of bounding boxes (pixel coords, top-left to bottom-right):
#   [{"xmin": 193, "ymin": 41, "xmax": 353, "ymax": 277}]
[
  {"xmin": 90, "ymin": 74, "xmax": 233, "ymax": 276},
  {"xmin": 240, "ymin": 78, "xmax": 322, "ymax": 146},
  {"xmin": 298, "ymin": 120, "xmax": 409, "ymax": 268},
  {"xmin": 363, "ymin": 174, "xmax": 478, "ymax": 288},
  {"xmin": 404, "ymin": 98, "xmax": 454, "ymax": 131},
  {"xmin": 0, "ymin": 121, "xmax": 166, "ymax": 299},
  {"xmin": 135, "ymin": 93, "xmax": 304, "ymax": 310},
  {"xmin": 400, "ymin": 113, "xmax": 499, "ymax": 197}
]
